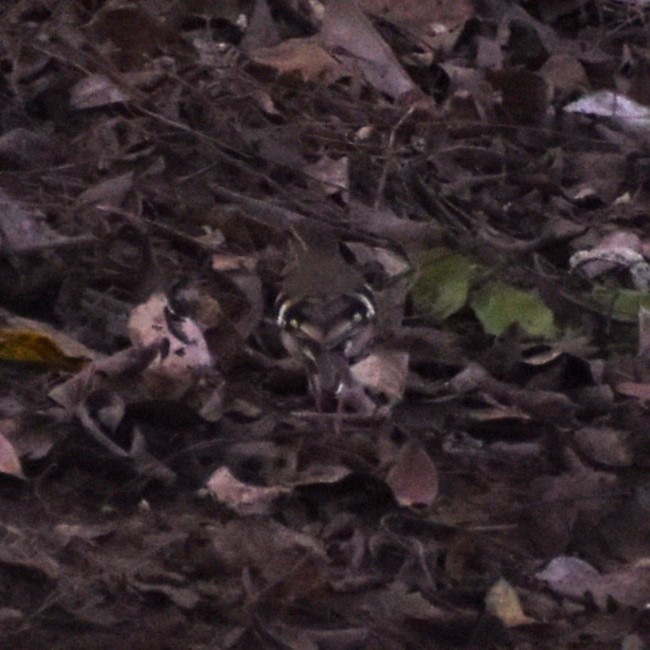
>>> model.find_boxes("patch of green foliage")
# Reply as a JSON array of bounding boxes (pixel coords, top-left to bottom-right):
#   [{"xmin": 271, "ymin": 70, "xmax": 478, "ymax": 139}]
[{"xmin": 412, "ymin": 247, "xmax": 557, "ymax": 338}]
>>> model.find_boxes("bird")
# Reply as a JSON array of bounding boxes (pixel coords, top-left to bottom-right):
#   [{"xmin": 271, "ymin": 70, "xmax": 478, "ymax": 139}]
[{"xmin": 276, "ymin": 226, "xmax": 377, "ymax": 413}]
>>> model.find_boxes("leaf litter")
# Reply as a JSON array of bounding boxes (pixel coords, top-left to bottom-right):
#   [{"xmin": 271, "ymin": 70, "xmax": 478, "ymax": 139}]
[{"xmin": 1, "ymin": 0, "xmax": 650, "ymax": 648}]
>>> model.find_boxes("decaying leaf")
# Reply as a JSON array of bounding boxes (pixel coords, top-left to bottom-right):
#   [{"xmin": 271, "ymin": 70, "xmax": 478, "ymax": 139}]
[
  {"xmin": 385, "ymin": 440, "xmax": 438, "ymax": 509},
  {"xmin": 351, "ymin": 350, "xmax": 408, "ymax": 403},
  {"xmin": 129, "ymin": 293, "xmax": 213, "ymax": 399},
  {"xmin": 570, "ymin": 231, "xmax": 650, "ymax": 290}
]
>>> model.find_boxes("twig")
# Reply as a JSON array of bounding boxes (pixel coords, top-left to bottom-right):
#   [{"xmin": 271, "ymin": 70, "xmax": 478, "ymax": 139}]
[
  {"xmin": 95, "ymin": 204, "xmax": 222, "ymax": 252},
  {"xmin": 374, "ymin": 105, "xmax": 415, "ymax": 209},
  {"xmin": 7, "ymin": 235, "xmax": 98, "ymax": 255}
]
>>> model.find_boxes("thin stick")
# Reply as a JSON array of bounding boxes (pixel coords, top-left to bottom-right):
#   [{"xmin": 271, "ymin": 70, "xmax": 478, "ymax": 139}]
[{"xmin": 374, "ymin": 105, "xmax": 415, "ymax": 209}]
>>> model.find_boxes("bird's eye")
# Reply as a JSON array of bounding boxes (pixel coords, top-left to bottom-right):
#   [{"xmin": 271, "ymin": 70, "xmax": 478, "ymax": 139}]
[
  {"xmin": 351, "ymin": 311, "xmax": 364, "ymax": 323},
  {"xmin": 288, "ymin": 317, "xmax": 300, "ymax": 329}
]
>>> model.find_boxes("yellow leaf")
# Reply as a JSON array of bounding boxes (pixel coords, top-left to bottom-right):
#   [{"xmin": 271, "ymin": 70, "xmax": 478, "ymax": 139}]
[
  {"xmin": 485, "ymin": 578, "xmax": 536, "ymax": 627},
  {"xmin": 0, "ymin": 329, "xmax": 89, "ymax": 371}
]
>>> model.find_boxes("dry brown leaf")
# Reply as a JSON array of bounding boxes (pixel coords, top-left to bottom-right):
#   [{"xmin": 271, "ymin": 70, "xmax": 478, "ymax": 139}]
[
  {"xmin": 359, "ymin": 0, "xmax": 474, "ymax": 52},
  {"xmin": 306, "ymin": 155, "xmax": 349, "ymax": 201},
  {"xmin": 240, "ymin": 0, "xmax": 281, "ymax": 51},
  {"xmin": 464, "ymin": 404, "xmax": 531, "ymax": 423},
  {"xmin": 345, "ymin": 242, "xmax": 411, "ymax": 278},
  {"xmin": 321, "ymin": 0, "xmax": 417, "ymax": 101},
  {"xmin": 70, "ymin": 74, "xmax": 130, "ymax": 109},
  {"xmin": 291, "ymin": 464, "xmax": 352, "ymax": 487},
  {"xmin": 524, "ymin": 459, "xmax": 617, "ymax": 555},
  {"xmin": 0, "ymin": 128, "xmax": 60, "ymax": 170},
  {"xmin": 0, "ymin": 190, "xmax": 77, "ymax": 253},
  {"xmin": 616, "ymin": 382, "xmax": 650, "ymax": 400},
  {"xmin": 536, "ymin": 555, "xmax": 600, "ymax": 601},
  {"xmin": 0, "ymin": 432, "xmax": 24, "ymax": 479},
  {"xmin": 363, "ymin": 582, "xmax": 450, "ymax": 624},
  {"xmin": 351, "ymin": 350, "xmax": 409, "ymax": 403},
  {"xmin": 205, "ymin": 518, "xmax": 327, "ymax": 583},
  {"xmin": 359, "ymin": 0, "xmax": 473, "ymax": 31},
  {"xmin": 249, "ymin": 38, "xmax": 345, "ymax": 84},
  {"xmin": 211, "ymin": 253, "xmax": 257, "ymax": 272},
  {"xmin": 475, "ymin": 36, "xmax": 503, "ymax": 70},
  {"xmin": 129, "ymin": 579, "xmax": 200, "ymax": 610},
  {"xmin": 250, "ymin": 88, "xmax": 280, "ymax": 115},
  {"xmin": 450, "ymin": 362, "xmax": 577, "ymax": 424},
  {"xmin": 536, "ymin": 557, "xmax": 650, "ymax": 610},
  {"xmin": 574, "ymin": 426, "xmax": 633, "ymax": 467},
  {"xmin": 385, "ymin": 441, "xmax": 438, "ymax": 508},
  {"xmin": 0, "ymin": 417, "xmax": 59, "ymax": 461},
  {"xmin": 540, "ymin": 53, "xmax": 588, "ymax": 99},
  {"xmin": 348, "ymin": 200, "xmax": 442, "ymax": 248},
  {"xmin": 53, "ymin": 522, "xmax": 118, "ymax": 547},
  {"xmin": 0, "ymin": 536, "xmax": 60, "ymax": 580},
  {"xmin": 205, "ymin": 466, "xmax": 290, "ymax": 515},
  {"xmin": 48, "ymin": 345, "xmax": 156, "ymax": 414},
  {"xmin": 76, "ymin": 171, "xmax": 134, "ymax": 207}
]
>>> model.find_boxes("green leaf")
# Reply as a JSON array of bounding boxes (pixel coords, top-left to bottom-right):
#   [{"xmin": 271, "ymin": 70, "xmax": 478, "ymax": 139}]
[
  {"xmin": 470, "ymin": 281, "xmax": 557, "ymax": 338},
  {"xmin": 588, "ymin": 287, "xmax": 650, "ymax": 323},
  {"xmin": 412, "ymin": 248, "xmax": 478, "ymax": 320}
]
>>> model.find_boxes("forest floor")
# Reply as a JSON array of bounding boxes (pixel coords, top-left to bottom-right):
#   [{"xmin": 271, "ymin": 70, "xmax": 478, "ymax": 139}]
[{"xmin": 1, "ymin": 0, "xmax": 650, "ymax": 648}]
